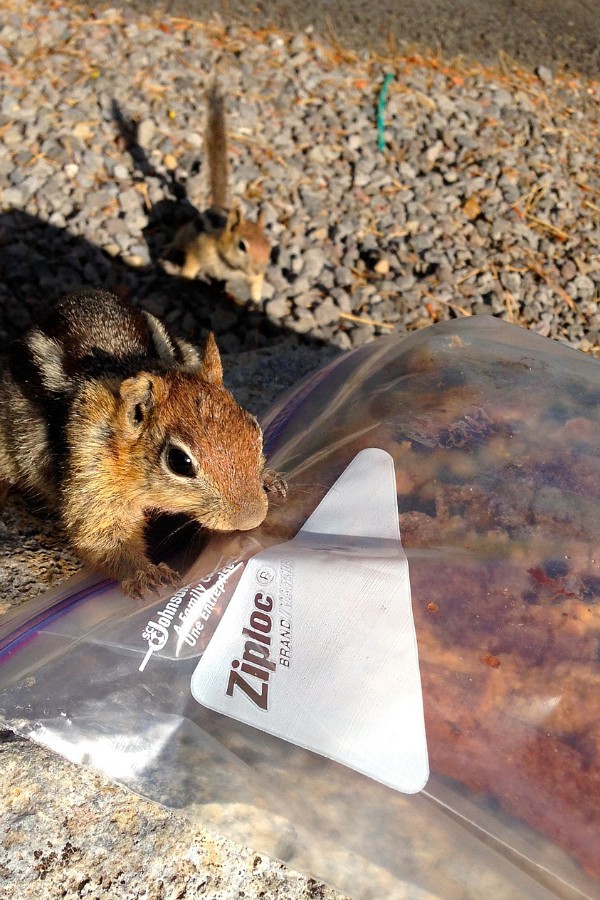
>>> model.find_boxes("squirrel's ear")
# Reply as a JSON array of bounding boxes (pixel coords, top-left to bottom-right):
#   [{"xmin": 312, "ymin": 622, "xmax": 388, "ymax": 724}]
[
  {"xmin": 225, "ymin": 205, "xmax": 242, "ymax": 233},
  {"xmin": 200, "ymin": 332, "xmax": 224, "ymax": 385},
  {"xmin": 119, "ymin": 374, "xmax": 160, "ymax": 434},
  {"xmin": 256, "ymin": 206, "xmax": 265, "ymax": 229}
]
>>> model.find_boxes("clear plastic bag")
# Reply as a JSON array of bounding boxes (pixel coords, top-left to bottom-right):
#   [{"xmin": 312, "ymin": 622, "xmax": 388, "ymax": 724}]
[{"xmin": 1, "ymin": 317, "xmax": 599, "ymax": 899}]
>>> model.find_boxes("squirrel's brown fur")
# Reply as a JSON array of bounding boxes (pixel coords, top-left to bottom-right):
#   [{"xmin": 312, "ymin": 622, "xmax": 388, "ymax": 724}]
[
  {"xmin": 0, "ymin": 289, "xmax": 285, "ymax": 597},
  {"xmin": 170, "ymin": 82, "xmax": 271, "ymax": 302}
]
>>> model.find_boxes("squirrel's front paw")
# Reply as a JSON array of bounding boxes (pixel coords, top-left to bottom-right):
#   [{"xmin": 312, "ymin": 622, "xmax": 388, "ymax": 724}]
[
  {"xmin": 263, "ymin": 469, "xmax": 288, "ymax": 498},
  {"xmin": 122, "ymin": 562, "xmax": 180, "ymax": 600}
]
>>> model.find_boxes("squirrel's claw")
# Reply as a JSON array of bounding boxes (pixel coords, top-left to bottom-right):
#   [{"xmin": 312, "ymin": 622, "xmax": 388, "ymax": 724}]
[
  {"xmin": 263, "ymin": 469, "xmax": 288, "ymax": 498},
  {"xmin": 122, "ymin": 562, "xmax": 180, "ymax": 600}
]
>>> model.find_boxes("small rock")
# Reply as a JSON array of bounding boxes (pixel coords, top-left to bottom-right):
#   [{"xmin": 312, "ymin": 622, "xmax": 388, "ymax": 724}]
[
  {"xmin": 572, "ymin": 274, "xmax": 596, "ymax": 301},
  {"xmin": 536, "ymin": 65, "xmax": 553, "ymax": 84},
  {"xmin": 301, "ymin": 248, "xmax": 327, "ymax": 281},
  {"xmin": 265, "ymin": 296, "xmax": 291, "ymax": 318},
  {"xmin": 292, "ymin": 309, "xmax": 316, "ymax": 334},
  {"xmin": 561, "ymin": 260, "xmax": 577, "ymax": 281},
  {"xmin": 288, "ymin": 277, "xmax": 310, "ymax": 297},
  {"xmin": 373, "ymin": 258, "xmax": 390, "ymax": 276},
  {"xmin": 330, "ymin": 331, "xmax": 352, "ymax": 350},
  {"xmin": 313, "ymin": 297, "xmax": 340, "ymax": 327},
  {"xmin": 3, "ymin": 125, "xmax": 23, "ymax": 146},
  {"xmin": 72, "ymin": 121, "xmax": 93, "ymax": 141},
  {"xmin": 424, "ymin": 140, "xmax": 443, "ymax": 166},
  {"xmin": 2, "ymin": 187, "xmax": 24, "ymax": 206},
  {"xmin": 289, "ymin": 34, "xmax": 307, "ymax": 53},
  {"xmin": 261, "ymin": 281, "xmax": 275, "ymax": 300},
  {"xmin": 329, "ymin": 288, "xmax": 352, "ymax": 314},
  {"xmin": 334, "ymin": 266, "xmax": 353, "ymax": 287},
  {"xmin": 350, "ymin": 324, "xmax": 375, "ymax": 347},
  {"xmin": 293, "ymin": 293, "xmax": 316, "ymax": 309},
  {"xmin": 395, "ymin": 273, "xmax": 416, "ymax": 291},
  {"xmin": 137, "ymin": 118, "xmax": 155, "ymax": 147}
]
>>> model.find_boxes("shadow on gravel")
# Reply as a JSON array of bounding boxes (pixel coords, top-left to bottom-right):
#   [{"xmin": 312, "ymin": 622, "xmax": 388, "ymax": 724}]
[
  {"xmin": 110, "ymin": 99, "xmax": 199, "ymax": 268},
  {"xmin": 0, "ymin": 207, "xmax": 323, "ymax": 359},
  {"xmin": 0, "ymin": 101, "xmax": 309, "ymax": 359}
]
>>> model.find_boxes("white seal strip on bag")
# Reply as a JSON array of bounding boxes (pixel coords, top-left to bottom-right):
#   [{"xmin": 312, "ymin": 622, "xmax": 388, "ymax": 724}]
[{"xmin": 191, "ymin": 448, "xmax": 429, "ymax": 793}]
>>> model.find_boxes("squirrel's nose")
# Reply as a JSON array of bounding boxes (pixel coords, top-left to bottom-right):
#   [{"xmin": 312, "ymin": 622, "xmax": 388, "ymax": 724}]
[{"xmin": 230, "ymin": 492, "xmax": 268, "ymax": 531}]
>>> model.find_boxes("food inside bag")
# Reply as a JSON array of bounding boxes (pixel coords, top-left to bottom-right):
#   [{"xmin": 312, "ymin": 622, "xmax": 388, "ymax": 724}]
[{"xmin": 1, "ymin": 316, "xmax": 600, "ymax": 900}]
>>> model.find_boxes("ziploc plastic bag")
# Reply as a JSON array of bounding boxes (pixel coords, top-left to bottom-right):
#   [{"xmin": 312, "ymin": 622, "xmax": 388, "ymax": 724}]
[{"xmin": 1, "ymin": 316, "xmax": 600, "ymax": 900}]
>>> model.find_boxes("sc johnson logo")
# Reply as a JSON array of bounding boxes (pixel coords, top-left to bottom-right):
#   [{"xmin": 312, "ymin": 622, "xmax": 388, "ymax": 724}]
[{"xmin": 226, "ymin": 590, "xmax": 275, "ymax": 710}]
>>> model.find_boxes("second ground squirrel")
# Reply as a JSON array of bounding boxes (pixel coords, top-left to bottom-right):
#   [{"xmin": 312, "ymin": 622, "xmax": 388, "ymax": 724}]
[{"xmin": 170, "ymin": 82, "xmax": 271, "ymax": 302}]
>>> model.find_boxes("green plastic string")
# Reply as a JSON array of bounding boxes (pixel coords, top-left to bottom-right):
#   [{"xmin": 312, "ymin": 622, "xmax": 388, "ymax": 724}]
[{"xmin": 377, "ymin": 73, "xmax": 394, "ymax": 151}]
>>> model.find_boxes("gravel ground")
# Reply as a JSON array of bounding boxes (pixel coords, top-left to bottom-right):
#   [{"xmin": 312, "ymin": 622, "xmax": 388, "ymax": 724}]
[
  {"xmin": 1, "ymin": 2, "xmax": 600, "ymax": 358},
  {"xmin": 0, "ymin": 1, "xmax": 600, "ymax": 898}
]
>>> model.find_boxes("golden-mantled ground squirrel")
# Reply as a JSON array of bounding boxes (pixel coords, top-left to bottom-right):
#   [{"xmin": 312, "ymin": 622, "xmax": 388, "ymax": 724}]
[
  {"xmin": 0, "ymin": 289, "xmax": 285, "ymax": 597},
  {"xmin": 170, "ymin": 83, "xmax": 271, "ymax": 302}
]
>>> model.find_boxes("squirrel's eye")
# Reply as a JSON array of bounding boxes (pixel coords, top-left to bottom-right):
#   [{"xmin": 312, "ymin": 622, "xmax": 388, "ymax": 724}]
[
  {"xmin": 238, "ymin": 238, "xmax": 248, "ymax": 253},
  {"xmin": 166, "ymin": 446, "xmax": 196, "ymax": 478}
]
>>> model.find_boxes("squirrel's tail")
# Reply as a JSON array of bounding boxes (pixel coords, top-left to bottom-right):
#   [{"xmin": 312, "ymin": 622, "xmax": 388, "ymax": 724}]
[{"xmin": 205, "ymin": 80, "xmax": 229, "ymax": 209}]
